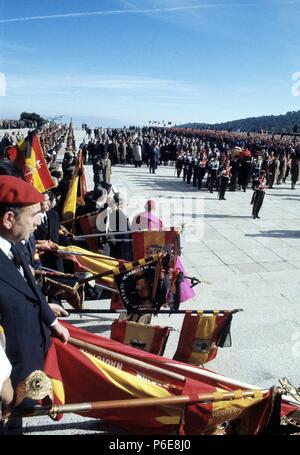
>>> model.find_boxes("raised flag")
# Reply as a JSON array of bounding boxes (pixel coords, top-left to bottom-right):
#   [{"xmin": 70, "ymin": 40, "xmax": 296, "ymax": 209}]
[
  {"xmin": 132, "ymin": 228, "xmax": 179, "ymax": 264},
  {"xmin": 110, "ymin": 320, "xmax": 172, "ymax": 356},
  {"xmin": 132, "ymin": 230, "xmax": 183, "ymax": 308},
  {"xmin": 62, "ymin": 150, "xmax": 87, "ymax": 221},
  {"xmin": 76, "ymin": 150, "xmax": 87, "ymax": 206},
  {"xmin": 8, "ymin": 132, "xmax": 54, "ymax": 192},
  {"xmin": 173, "ymin": 311, "xmax": 233, "ymax": 365},
  {"xmin": 62, "ymin": 171, "xmax": 79, "ymax": 221},
  {"xmin": 113, "ymin": 255, "xmax": 164, "ymax": 313}
]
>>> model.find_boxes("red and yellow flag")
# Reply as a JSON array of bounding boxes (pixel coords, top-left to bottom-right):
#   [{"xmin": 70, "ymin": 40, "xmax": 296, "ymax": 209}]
[
  {"xmin": 76, "ymin": 150, "xmax": 87, "ymax": 206},
  {"xmin": 44, "ymin": 322, "xmax": 285, "ymax": 435},
  {"xmin": 110, "ymin": 320, "xmax": 172, "ymax": 356},
  {"xmin": 8, "ymin": 133, "xmax": 54, "ymax": 192},
  {"xmin": 62, "ymin": 171, "xmax": 79, "ymax": 221},
  {"xmin": 62, "ymin": 151, "xmax": 87, "ymax": 220},
  {"xmin": 132, "ymin": 229, "xmax": 179, "ymax": 263},
  {"xmin": 173, "ymin": 311, "xmax": 233, "ymax": 365},
  {"xmin": 57, "ymin": 245, "xmax": 119, "ymax": 287},
  {"xmin": 179, "ymin": 389, "xmax": 274, "ymax": 435}
]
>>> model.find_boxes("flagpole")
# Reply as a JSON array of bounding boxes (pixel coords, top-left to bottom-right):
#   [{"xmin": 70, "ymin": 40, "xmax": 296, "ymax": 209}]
[
  {"xmin": 74, "ymin": 227, "xmax": 179, "ymax": 240},
  {"xmin": 157, "ymin": 363, "xmax": 299, "ymax": 407},
  {"xmin": 36, "ymin": 268, "xmax": 119, "ymax": 293},
  {"xmin": 94, "ymin": 283, "xmax": 120, "ymax": 294},
  {"xmin": 60, "ymin": 209, "xmax": 99, "ymax": 225},
  {"xmin": 14, "ymin": 389, "xmax": 270, "ymax": 418},
  {"xmin": 77, "ymin": 254, "xmax": 164, "ymax": 285},
  {"xmin": 56, "ymin": 249, "xmax": 121, "ymax": 261},
  {"xmin": 67, "ymin": 309, "xmax": 243, "ymax": 315},
  {"xmin": 68, "ymin": 336, "xmax": 186, "ymax": 384}
]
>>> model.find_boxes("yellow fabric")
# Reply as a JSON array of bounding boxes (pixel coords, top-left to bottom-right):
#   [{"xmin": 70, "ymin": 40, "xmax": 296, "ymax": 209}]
[
  {"xmin": 83, "ymin": 351, "xmax": 182, "ymax": 424},
  {"xmin": 209, "ymin": 394, "xmax": 265, "ymax": 430},
  {"xmin": 213, "ymin": 390, "xmax": 225, "ymax": 401},
  {"xmin": 57, "ymin": 245, "xmax": 119, "ymax": 286},
  {"xmin": 234, "ymin": 389, "xmax": 244, "ymax": 399},
  {"xmin": 144, "ymin": 232, "xmax": 166, "ymax": 257},
  {"xmin": 83, "ymin": 350, "xmax": 171, "ymax": 399},
  {"xmin": 189, "ymin": 313, "xmax": 217, "ymax": 365},
  {"xmin": 18, "ymin": 138, "xmax": 52, "ymax": 193},
  {"xmin": 62, "ymin": 174, "xmax": 79, "ymax": 221},
  {"xmin": 51, "ymin": 378, "xmax": 65, "ymax": 404},
  {"xmin": 123, "ymin": 322, "xmax": 156, "ymax": 353},
  {"xmin": 253, "ymin": 390, "xmax": 263, "ymax": 399},
  {"xmin": 155, "ymin": 415, "xmax": 181, "ymax": 425},
  {"xmin": 0, "ymin": 324, "xmax": 5, "ymax": 349}
]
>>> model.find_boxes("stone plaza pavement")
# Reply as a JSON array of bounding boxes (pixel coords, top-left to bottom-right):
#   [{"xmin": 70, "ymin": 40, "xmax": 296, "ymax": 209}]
[{"xmin": 24, "ymin": 129, "xmax": 300, "ymax": 434}]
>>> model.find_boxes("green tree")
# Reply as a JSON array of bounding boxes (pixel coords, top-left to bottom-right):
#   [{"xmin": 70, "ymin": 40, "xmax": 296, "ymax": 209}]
[{"xmin": 19, "ymin": 112, "xmax": 47, "ymax": 128}]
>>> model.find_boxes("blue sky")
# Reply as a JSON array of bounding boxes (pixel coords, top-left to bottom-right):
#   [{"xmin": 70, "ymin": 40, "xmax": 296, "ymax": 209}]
[{"xmin": 1, "ymin": 0, "xmax": 300, "ymax": 126}]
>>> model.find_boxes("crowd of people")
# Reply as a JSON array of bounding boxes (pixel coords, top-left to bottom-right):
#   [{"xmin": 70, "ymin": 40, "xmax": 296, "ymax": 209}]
[
  {"xmin": 0, "ymin": 122, "xmax": 299, "ymax": 434},
  {"xmin": 0, "ymin": 123, "xmax": 67, "ymax": 162},
  {"xmin": 81, "ymin": 125, "xmax": 300, "ymax": 219},
  {"xmin": 0, "ymin": 119, "xmax": 29, "ymax": 130}
]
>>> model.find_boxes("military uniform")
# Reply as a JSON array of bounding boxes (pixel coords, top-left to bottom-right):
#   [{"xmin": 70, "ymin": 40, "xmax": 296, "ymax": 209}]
[{"xmin": 251, "ymin": 174, "xmax": 267, "ymax": 219}]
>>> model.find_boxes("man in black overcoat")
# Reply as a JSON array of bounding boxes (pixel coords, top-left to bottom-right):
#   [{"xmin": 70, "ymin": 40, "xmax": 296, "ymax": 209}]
[{"xmin": 0, "ymin": 176, "xmax": 69, "ymax": 434}]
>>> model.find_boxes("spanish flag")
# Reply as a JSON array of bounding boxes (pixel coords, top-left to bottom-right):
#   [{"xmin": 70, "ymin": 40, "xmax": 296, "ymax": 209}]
[
  {"xmin": 173, "ymin": 311, "xmax": 233, "ymax": 366},
  {"xmin": 8, "ymin": 132, "xmax": 54, "ymax": 192},
  {"xmin": 62, "ymin": 151, "xmax": 87, "ymax": 220},
  {"xmin": 76, "ymin": 149, "xmax": 87, "ymax": 206},
  {"xmin": 57, "ymin": 245, "xmax": 119, "ymax": 287},
  {"xmin": 62, "ymin": 170, "xmax": 79, "ymax": 221},
  {"xmin": 44, "ymin": 322, "xmax": 279, "ymax": 435},
  {"xmin": 132, "ymin": 228, "xmax": 179, "ymax": 263},
  {"xmin": 110, "ymin": 319, "xmax": 172, "ymax": 356}
]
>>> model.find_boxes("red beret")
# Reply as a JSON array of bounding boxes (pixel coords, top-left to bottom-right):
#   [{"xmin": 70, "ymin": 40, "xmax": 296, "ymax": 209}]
[{"xmin": 0, "ymin": 175, "xmax": 44, "ymax": 205}]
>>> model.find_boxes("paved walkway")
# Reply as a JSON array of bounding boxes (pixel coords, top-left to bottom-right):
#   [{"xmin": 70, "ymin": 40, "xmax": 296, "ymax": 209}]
[{"xmin": 24, "ymin": 128, "xmax": 300, "ymax": 434}]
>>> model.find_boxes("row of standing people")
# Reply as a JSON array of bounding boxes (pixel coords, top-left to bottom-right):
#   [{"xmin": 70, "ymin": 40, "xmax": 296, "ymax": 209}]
[{"xmin": 176, "ymin": 150, "xmax": 300, "ymax": 196}]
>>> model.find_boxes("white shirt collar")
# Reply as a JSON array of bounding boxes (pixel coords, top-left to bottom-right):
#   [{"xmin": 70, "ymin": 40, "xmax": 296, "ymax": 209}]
[
  {"xmin": 40, "ymin": 212, "xmax": 47, "ymax": 222},
  {"xmin": 0, "ymin": 236, "xmax": 12, "ymax": 257}
]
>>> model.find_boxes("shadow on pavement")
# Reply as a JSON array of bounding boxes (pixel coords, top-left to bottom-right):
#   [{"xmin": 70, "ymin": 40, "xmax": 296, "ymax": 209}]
[
  {"xmin": 245, "ymin": 230, "xmax": 300, "ymax": 238},
  {"xmin": 24, "ymin": 419, "xmax": 128, "ymax": 434}
]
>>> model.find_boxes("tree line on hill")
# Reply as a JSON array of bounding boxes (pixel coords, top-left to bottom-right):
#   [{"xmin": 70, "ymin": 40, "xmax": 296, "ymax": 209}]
[{"xmin": 181, "ymin": 110, "xmax": 300, "ymax": 134}]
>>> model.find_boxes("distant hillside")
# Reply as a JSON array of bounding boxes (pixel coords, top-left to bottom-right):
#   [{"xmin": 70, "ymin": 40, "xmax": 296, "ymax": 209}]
[{"xmin": 181, "ymin": 110, "xmax": 300, "ymax": 133}]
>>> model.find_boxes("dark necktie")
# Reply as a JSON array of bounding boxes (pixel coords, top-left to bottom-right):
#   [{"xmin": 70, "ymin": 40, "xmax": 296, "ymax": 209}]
[
  {"xmin": 43, "ymin": 215, "xmax": 48, "ymax": 229},
  {"xmin": 10, "ymin": 244, "xmax": 23, "ymax": 269}
]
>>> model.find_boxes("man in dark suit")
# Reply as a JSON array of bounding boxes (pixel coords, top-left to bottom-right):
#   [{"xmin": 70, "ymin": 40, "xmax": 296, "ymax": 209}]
[
  {"xmin": 34, "ymin": 192, "xmax": 63, "ymax": 269},
  {"xmin": 0, "ymin": 176, "xmax": 69, "ymax": 434},
  {"xmin": 34, "ymin": 192, "xmax": 65, "ymax": 303}
]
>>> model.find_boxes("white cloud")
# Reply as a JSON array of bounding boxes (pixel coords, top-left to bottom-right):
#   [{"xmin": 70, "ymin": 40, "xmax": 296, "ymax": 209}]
[
  {"xmin": 7, "ymin": 73, "xmax": 199, "ymax": 95},
  {"xmin": 1, "ymin": 1, "xmax": 295, "ymax": 24}
]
